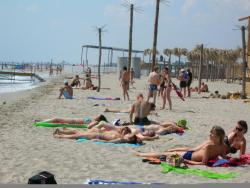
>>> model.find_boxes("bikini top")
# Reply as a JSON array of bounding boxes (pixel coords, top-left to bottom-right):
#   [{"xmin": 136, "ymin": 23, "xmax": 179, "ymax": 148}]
[{"xmin": 224, "ymin": 136, "xmax": 237, "ymax": 154}]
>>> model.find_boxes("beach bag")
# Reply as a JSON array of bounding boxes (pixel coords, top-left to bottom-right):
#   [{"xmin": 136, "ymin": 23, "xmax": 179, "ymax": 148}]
[
  {"xmin": 28, "ymin": 171, "xmax": 57, "ymax": 184},
  {"xmin": 166, "ymin": 154, "xmax": 185, "ymax": 167}
]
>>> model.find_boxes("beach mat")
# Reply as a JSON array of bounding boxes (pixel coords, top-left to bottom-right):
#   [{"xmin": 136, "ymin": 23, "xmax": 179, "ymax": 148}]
[
  {"xmin": 34, "ymin": 122, "xmax": 88, "ymax": 129},
  {"xmin": 76, "ymin": 138, "xmax": 141, "ymax": 147},
  {"xmin": 87, "ymin": 96, "xmax": 120, "ymax": 100},
  {"xmin": 208, "ymin": 154, "xmax": 250, "ymax": 167},
  {"xmin": 85, "ymin": 179, "xmax": 161, "ymax": 185},
  {"xmin": 161, "ymin": 163, "xmax": 238, "ymax": 179}
]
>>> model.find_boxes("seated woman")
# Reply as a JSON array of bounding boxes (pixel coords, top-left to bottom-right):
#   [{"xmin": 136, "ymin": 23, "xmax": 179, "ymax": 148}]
[
  {"xmin": 224, "ymin": 120, "xmax": 247, "ymax": 157},
  {"xmin": 135, "ymin": 126, "xmax": 226, "ymax": 165},
  {"xmin": 43, "ymin": 114, "xmax": 108, "ymax": 129},
  {"xmin": 53, "ymin": 127, "xmax": 142, "ymax": 144}
]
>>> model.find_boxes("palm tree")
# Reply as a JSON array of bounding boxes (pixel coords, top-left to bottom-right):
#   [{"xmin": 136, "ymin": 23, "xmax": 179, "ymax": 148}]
[
  {"xmin": 163, "ymin": 48, "xmax": 173, "ymax": 68},
  {"xmin": 151, "ymin": 0, "xmax": 161, "ymax": 71}
]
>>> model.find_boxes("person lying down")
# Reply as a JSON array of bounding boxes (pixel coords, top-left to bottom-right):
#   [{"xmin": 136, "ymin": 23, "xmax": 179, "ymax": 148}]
[
  {"xmin": 53, "ymin": 126, "xmax": 143, "ymax": 144},
  {"xmin": 135, "ymin": 126, "xmax": 227, "ymax": 165},
  {"xmin": 89, "ymin": 120, "xmax": 186, "ymax": 141}
]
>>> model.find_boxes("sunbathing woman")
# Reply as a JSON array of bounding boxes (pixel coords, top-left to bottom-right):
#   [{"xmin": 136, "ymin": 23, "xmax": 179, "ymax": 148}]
[
  {"xmin": 135, "ymin": 126, "xmax": 226, "ymax": 165},
  {"xmin": 53, "ymin": 127, "xmax": 142, "ymax": 144},
  {"xmin": 43, "ymin": 114, "xmax": 108, "ymax": 129},
  {"xmin": 91, "ymin": 121, "xmax": 159, "ymax": 141},
  {"xmin": 224, "ymin": 120, "xmax": 248, "ymax": 157}
]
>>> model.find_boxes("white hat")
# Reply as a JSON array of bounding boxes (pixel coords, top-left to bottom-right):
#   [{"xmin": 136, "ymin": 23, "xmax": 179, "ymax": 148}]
[{"xmin": 180, "ymin": 68, "xmax": 185, "ymax": 72}]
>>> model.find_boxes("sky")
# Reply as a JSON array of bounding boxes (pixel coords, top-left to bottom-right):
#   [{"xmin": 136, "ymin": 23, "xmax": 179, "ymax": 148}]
[{"xmin": 0, "ymin": 0, "xmax": 249, "ymax": 64}]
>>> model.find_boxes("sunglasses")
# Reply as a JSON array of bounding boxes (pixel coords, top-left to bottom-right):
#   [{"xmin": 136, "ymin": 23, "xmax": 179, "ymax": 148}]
[{"xmin": 236, "ymin": 127, "xmax": 243, "ymax": 132}]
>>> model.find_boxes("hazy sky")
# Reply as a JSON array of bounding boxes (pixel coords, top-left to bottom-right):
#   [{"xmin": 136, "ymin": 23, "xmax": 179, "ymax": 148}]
[{"xmin": 0, "ymin": 0, "xmax": 249, "ymax": 64}]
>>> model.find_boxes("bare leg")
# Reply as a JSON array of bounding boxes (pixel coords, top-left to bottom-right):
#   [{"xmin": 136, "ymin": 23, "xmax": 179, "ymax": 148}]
[
  {"xmin": 125, "ymin": 85, "xmax": 130, "ymax": 100},
  {"xmin": 58, "ymin": 88, "xmax": 64, "ymax": 99},
  {"xmin": 135, "ymin": 152, "xmax": 166, "ymax": 158},
  {"xmin": 44, "ymin": 118, "xmax": 83, "ymax": 124},
  {"xmin": 183, "ymin": 88, "xmax": 186, "ymax": 98},
  {"xmin": 166, "ymin": 87, "xmax": 172, "ymax": 110},
  {"xmin": 153, "ymin": 91, "xmax": 157, "ymax": 104},
  {"xmin": 92, "ymin": 122, "xmax": 118, "ymax": 131},
  {"xmin": 161, "ymin": 89, "xmax": 166, "ymax": 109},
  {"xmin": 104, "ymin": 108, "xmax": 130, "ymax": 113}
]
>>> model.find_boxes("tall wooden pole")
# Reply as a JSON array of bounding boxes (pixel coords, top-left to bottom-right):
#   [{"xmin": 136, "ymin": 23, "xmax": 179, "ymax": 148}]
[
  {"xmin": 151, "ymin": 0, "xmax": 160, "ymax": 71},
  {"xmin": 241, "ymin": 26, "xmax": 247, "ymax": 99},
  {"xmin": 97, "ymin": 28, "xmax": 102, "ymax": 92},
  {"xmin": 128, "ymin": 4, "xmax": 134, "ymax": 73},
  {"xmin": 198, "ymin": 44, "xmax": 203, "ymax": 94},
  {"xmin": 81, "ymin": 46, "xmax": 84, "ymax": 72}
]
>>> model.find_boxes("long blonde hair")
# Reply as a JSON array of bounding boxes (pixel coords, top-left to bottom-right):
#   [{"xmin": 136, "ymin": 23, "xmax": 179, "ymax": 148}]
[{"xmin": 211, "ymin": 126, "xmax": 225, "ymax": 145}]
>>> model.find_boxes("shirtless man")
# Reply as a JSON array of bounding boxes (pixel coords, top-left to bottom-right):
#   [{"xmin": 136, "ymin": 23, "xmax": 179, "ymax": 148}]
[
  {"xmin": 120, "ymin": 66, "xmax": 130, "ymax": 100},
  {"xmin": 135, "ymin": 126, "xmax": 227, "ymax": 165},
  {"xmin": 147, "ymin": 66, "xmax": 161, "ymax": 104},
  {"xmin": 53, "ymin": 127, "xmax": 142, "ymax": 144},
  {"xmin": 58, "ymin": 80, "xmax": 73, "ymax": 99},
  {"xmin": 130, "ymin": 94, "xmax": 156, "ymax": 125}
]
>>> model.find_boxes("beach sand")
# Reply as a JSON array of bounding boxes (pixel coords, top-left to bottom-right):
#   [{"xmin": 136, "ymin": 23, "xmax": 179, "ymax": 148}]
[{"xmin": 0, "ymin": 73, "xmax": 250, "ymax": 184}]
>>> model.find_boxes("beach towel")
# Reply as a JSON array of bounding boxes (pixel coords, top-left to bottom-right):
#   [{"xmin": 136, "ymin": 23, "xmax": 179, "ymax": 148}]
[
  {"xmin": 85, "ymin": 179, "xmax": 147, "ymax": 185},
  {"xmin": 34, "ymin": 122, "xmax": 88, "ymax": 129},
  {"xmin": 76, "ymin": 138, "xmax": 141, "ymax": 147},
  {"xmin": 207, "ymin": 154, "xmax": 250, "ymax": 167},
  {"xmin": 172, "ymin": 83, "xmax": 185, "ymax": 101},
  {"xmin": 87, "ymin": 97, "xmax": 120, "ymax": 100},
  {"xmin": 161, "ymin": 163, "xmax": 238, "ymax": 179}
]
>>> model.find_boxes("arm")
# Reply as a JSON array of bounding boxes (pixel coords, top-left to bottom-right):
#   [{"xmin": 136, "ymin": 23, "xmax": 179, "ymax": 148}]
[
  {"xmin": 240, "ymin": 139, "xmax": 246, "ymax": 157},
  {"xmin": 184, "ymin": 160, "xmax": 205, "ymax": 165},
  {"xmin": 139, "ymin": 135, "xmax": 159, "ymax": 141}
]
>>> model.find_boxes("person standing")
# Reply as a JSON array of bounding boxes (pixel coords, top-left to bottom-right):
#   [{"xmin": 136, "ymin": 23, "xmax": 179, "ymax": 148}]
[
  {"xmin": 178, "ymin": 69, "xmax": 187, "ymax": 98},
  {"xmin": 120, "ymin": 66, "xmax": 130, "ymax": 100},
  {"xmin": 161, "ymin": 67, "xmax": 172, "ymax": 110},
  {"xmin": 130, "ymin": 68, "xmax": 135, "ymax": 86},
  {"xmin": 186, "ymin": 69, "xmax": 193, "ymax": 97},
  {"xmin": 147, "ymin": 66, "xmax": 160, "ymax": 104}
]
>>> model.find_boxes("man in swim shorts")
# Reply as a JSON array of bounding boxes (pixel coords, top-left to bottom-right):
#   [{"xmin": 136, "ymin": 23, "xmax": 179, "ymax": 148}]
[
  {"xmin": 147, "ymin": 66, "xmax": 160, "ymax": 104},
  {"xmin": 58, "ymin": 80, "xmax": 73, "ymax": 99}
]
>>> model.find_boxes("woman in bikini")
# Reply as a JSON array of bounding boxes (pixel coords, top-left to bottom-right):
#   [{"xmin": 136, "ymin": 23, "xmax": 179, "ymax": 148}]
[
  {"xmin": 43, "ymin": 114, "xmax": 108, "ymax": 129},
  {"xmin": 135, "ymin": 126, "xmax": 227, "ymax": 165},
  {"xmin": 161, "ymin": 67, "xmax": 172, "ymax": 110},
  {"xmin": 224, "ymin": 120, "xmax": 247, "ymax": 157}
]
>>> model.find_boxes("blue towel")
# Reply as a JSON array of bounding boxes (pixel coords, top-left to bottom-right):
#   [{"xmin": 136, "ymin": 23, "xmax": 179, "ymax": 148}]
[
  {"xmin": 212, "ymin": 159, "xmax": 230, "ymax": 167},
  {"xmin": 76, "ymin": 138, "xmax": 141, "ymax": 147},
  {"xmin": 85, "ymin": 179, "xmax": 147, "ymax": 185}
]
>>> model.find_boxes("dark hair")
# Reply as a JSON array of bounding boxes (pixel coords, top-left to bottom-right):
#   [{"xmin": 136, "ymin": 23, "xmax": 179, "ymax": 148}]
[
  {"xmin": 238, "ymin": 120, "xmax": 248, "ymax": 133},
  {"xmin": 98, "ymin": 114, "xmax": 108, "ymax": 122},
  {"xmin": 122, "ymin": 127, "xmax": 132, "ymax": 134},
  {"xmin": 123, "ymin": 66, "xmax": 127, "ymax": 71},
  {"xmin": 137, "ymin": 93, "xmax": 144, "ymax": 98},
  {"xmin": 127, "ymin": 134, "xmax": 143, "ymax": 145},
  {"xmin": 150, "ymin": 103, "xmax": 156, "ymax": 111},
  {"xmin": 164, "ymin": 67, "xmax": 169, "ymax": 72}
]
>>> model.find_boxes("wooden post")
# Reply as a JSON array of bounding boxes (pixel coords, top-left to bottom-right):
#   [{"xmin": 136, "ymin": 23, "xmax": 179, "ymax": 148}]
[
  {"xmin": 97, "ymin": 28, "xmax": 102, "ymax": 92},
  {"xmin": 81, "ymin": 46, "xmax": 84, "ymax": 72},
  {"xmin": 151, "ymin": 0, "xmax": 160, "ymax": 71},
  {"xmin": 198, "ymin": 44, "xmax": 203, "ymax": 94},
  {"xmin": 240, "ymin": 26, "xmax": 247, "ymax": 99},
  {"xmin": 128, "ymin": 4, "xmax": 134, "ymax": 74}
]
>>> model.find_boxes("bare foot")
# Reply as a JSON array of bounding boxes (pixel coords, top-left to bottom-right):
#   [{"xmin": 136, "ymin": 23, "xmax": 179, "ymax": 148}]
[{"xmin": 53, "ymin": 128, "xmax": 59, "ymax": 136}]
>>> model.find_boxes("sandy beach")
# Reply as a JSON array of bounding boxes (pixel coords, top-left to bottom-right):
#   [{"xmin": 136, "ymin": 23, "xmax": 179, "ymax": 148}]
[{"xmin": 0, "ymin": 73, "xmax": 250, "ymax": 184}]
